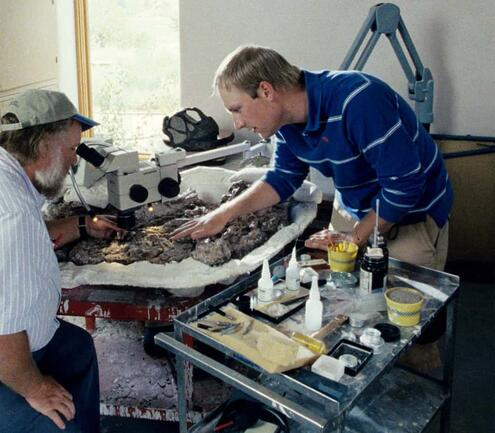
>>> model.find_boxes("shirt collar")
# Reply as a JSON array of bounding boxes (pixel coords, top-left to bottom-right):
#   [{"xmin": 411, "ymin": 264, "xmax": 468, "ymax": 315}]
[{"xmin": 302, "ymin": 70, "xmax": 323, "ymax": 134}]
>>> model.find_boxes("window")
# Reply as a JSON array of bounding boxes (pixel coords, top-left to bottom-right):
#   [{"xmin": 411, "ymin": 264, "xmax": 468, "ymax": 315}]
[{"xmin": 86, "ymin": 0, "xmax": 179, "ymax": 153}]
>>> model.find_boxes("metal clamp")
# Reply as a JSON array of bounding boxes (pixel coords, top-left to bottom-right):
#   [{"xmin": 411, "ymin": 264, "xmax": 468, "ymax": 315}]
[{"xmin": 340, "ymin": 3, "xmax": 434, "ymax": 126}]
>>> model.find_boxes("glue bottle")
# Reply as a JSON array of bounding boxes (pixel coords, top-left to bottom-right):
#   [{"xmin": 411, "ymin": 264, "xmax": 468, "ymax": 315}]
[
  {"xmin": 305, "ymin": 276, "xmax": 323, "ymax": 331},
  {"xmin": 257, "ymin": 259, "xmax": 274, "ymax": 303},
  {"xmin": 285, "ymin": 247, "xmax": 300, "ymax": 291}
]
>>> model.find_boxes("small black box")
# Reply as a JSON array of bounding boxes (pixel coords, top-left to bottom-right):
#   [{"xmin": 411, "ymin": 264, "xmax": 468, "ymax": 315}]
[{"xmin": 327, "ymin": 339, "xmax": 373, "ymax": 376}]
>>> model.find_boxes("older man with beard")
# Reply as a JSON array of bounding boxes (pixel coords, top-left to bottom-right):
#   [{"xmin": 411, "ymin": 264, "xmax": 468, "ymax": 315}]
[{"xmin": 0, "ymin": 89, "xmax": 122, "ymax": 433}]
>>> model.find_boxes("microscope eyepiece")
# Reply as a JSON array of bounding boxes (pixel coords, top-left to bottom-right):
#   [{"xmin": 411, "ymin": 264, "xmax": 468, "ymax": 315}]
[{"xmin": 77, "ymin": 142, "xmax": 105, "ymax": 167}]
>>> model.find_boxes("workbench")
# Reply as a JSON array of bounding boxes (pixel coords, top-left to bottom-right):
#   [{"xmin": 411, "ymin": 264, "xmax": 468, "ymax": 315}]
[{"xmin": 155, "ymin": 257, "xmax": 460, "ymax": 433}]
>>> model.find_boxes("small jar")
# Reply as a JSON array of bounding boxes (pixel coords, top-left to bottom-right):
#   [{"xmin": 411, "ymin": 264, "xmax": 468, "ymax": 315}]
[{"xmin": 359, "ymin": 247, "xmax": 387, "ymax": 293}]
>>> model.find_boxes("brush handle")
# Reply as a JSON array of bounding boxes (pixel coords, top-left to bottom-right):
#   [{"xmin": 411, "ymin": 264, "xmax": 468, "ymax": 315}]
[
  {"xmin": 280, "ymin": 294, "xmax": 309, "ymax": 306},
  {"xmin": 310, "ymin": 314, "xmax": 349, "ymax": 340}
]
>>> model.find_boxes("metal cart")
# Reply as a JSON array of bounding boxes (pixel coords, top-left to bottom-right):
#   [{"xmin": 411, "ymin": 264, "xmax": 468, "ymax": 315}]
[{"xmin": 155, "ymin": 258, "xmax": 459, "ymax": 432}]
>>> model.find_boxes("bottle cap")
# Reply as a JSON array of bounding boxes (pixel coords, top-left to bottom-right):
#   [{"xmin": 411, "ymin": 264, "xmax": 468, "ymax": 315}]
[
  {"xmin": 309, "ymin": 276, "xmax": 320, "ymax": 300},
  {"xmin": 374, "ymin": 323, "xmax": 400, "ymax": 342},
  {"xmin": 366, "ymin": 247, "xmax": 384, "ymax": 258},
  {"xmin": 289, "ymin": 246, "xmax": 298, "ymax": 266},
  {"xmin": 287, "ymin": 247, "xmax": 300, "ymax": 275},
  {"xmin": 259, "ymin": 259, "xmax": 273, "ymax": 289}
]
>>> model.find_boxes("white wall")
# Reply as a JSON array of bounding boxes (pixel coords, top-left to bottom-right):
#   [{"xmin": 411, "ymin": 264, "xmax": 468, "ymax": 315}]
[
  {"xmin": 0, "ymin": 0, "xmax": 58, "ymax": 110},
  {"xmin": 179, "ymin": 0, "xmax": 495, "ymax": 140}
]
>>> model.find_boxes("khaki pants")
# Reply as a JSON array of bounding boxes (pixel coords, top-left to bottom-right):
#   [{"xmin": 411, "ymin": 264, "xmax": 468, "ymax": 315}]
[{"xmin": 330, "ymin": 200, "xmax": 449, "ymax": 271}]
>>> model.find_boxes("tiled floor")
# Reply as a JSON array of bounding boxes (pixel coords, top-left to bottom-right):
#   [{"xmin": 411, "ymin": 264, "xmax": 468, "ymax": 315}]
[{"xmin": 100, "ymin": 263, "xmax": 494, "ymax": 433}]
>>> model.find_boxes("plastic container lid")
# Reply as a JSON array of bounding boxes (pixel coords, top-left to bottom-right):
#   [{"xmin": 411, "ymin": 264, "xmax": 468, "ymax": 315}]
[
  {"xmin": 374, "ymin": 323, "xmax": 400, "ymax": 342},
  {"xmin": 339, "ymin": 354, "xmax": 359, "ymax": 368}
]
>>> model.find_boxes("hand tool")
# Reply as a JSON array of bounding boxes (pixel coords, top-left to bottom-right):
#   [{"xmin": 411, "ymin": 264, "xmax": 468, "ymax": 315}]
[
  {"xmin": 291, "ymin": 315, "xmax": 349, "ymax": 354},
  {"xmin": 280, "ymin": 294, "xmax": 309, "ymax": 306}
]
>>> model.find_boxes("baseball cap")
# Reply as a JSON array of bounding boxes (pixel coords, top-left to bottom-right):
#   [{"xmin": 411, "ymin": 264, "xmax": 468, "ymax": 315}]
[{"xmin": 0, "ymin": 89, "xmax": 99, "ymax": 132}]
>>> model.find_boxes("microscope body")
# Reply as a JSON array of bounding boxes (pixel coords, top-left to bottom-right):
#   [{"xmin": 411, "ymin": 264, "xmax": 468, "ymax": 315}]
[{"xmin": 76, "ymin": 140, "xmax": 185, "ymax": 228}]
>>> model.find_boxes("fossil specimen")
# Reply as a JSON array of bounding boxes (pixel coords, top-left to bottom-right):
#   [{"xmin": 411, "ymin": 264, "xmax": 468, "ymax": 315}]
[{"xmin": 52, "ymin": 181, "xmax": 289, "ymax": 267}]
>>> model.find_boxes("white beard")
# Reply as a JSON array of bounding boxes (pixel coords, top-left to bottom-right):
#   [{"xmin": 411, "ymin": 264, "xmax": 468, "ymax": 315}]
[{"xmin": 33, "ymin": 151, "xmax": 67, "ymax": 199}]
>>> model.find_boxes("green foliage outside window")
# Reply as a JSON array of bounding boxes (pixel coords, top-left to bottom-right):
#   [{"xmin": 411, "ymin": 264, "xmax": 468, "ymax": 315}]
[{"xmin": 88, "ymin": 0, "xmax": 179, "ymax": 151}]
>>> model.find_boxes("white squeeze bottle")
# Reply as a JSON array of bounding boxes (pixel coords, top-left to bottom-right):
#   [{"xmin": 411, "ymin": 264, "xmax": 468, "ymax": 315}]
[
  {"xmin": 305, "ymin": 276, "xmax": 323, "ymax": 331},
  {"xmin": 285, "ymin": 247, "xmax": 300, "ymax": 291},
  {"xmin": 257, "ymin": 259, "xmax": 274, "ymax": 303}
]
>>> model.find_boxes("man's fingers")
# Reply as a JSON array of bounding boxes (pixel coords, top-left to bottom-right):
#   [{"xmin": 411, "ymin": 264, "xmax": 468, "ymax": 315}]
[
  {"xmin": 102, "ymin": 214, "xmax": 117, "ymax": 222},
  {"xmin": 92, "ymin": 215, "xmax": 125, "ymax": 233},
  {"xmin": 171, "ymin": 219, "xmax": 197, "ymax": 233},
  {"xmin": 304, "ymin": 238, "xmax": 330, "ymax": 251},
  {"xmin": 171, "ymin": 228, "xmax": 194, "ymax": 241},
  {"xmin": 58, "ymin": 398, "xmax": 76, "ymax": 420},
  {"xmin": 310, "ymin": 229, "xmax": 330, "ymax": 238},
  {"xmin": 47, "ymin": 410, "xmax": 66, "ymax": 430},
  {"xmin": 54, "ymin": 384, "xmax": 73, "ymax": 401},
  {"xmin": 170, "ymin": 221, "xmax": 198, "ymax": 240},
  {"xmin": 309, "ymin": 234, "xmax": 327, "ymax": 241},
  {"xmin": 190, "ymin": 228, "xmax": 207, "ymax": 240},
  {"xmin": 98, "ymin": 218, "xmax": 122, "ymax": 231}
]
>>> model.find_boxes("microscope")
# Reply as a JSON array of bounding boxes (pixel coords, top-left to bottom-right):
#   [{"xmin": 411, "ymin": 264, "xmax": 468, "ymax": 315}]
[
  {"xmin": 74, "ymin": 140, "xmax": 185, "ymax": 229},
  {"xmin": 72, "ymin": 138, "xmax": 254, "ymax": 229}
]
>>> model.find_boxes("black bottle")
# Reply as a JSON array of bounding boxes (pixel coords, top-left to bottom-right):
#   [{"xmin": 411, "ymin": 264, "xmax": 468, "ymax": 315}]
[{"xmin": 359, "ymin": 246, "xmax": 388, "ymax": 293}]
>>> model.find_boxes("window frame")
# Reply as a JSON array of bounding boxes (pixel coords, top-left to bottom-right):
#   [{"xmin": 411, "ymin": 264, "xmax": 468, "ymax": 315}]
[{"xmin": 74, "ymin": 0, "xmax": 94, "ymax": 137}]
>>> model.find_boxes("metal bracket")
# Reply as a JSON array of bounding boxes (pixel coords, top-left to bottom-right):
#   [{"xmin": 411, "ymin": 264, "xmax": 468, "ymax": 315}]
[{"xmin": 340, "ymin": 3, "xmax": 434, "ymax": 127}]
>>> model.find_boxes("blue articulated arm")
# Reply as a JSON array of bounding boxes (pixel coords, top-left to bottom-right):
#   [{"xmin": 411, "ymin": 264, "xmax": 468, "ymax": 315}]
[{"xmin": 340, "ymin": 3, "xmax": 434, "ymax": 128}]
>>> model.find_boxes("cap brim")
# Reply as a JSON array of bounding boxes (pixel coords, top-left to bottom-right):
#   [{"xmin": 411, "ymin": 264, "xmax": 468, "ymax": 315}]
[{"xmin": 72, "ymin": 114, "xmax": 99, "ymax": 131}]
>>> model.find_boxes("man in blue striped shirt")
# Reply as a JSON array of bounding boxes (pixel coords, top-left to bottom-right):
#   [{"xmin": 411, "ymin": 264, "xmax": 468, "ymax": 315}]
[
  {"xmin": 172, "ymin": 45, "xmax": 453, "ymax": 271},
  {"xmin": 0, "ymin": 90, "xmax": 122, "ymax": 433}
]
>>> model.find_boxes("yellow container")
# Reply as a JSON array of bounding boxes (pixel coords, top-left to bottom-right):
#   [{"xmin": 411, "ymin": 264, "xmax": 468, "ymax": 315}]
[
  {"xmin": 328, "ymin": 241, "xmax": 358, "ymax": 272},
  {"xmin": 385, "ymin": 287, "xmax": 424, "ymax": 326}
]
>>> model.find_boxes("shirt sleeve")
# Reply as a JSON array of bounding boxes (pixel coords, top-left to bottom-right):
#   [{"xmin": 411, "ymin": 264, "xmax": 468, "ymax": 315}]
[
  {"xmin": 263, "ymin": 131, "xmax": 310, "ymax": 201},
  {"xmin": 345, "ymin": 82, "xmax": 426, "ymax": 223},
  {"xmin": 0, "ymin": 212, "xmax": 46, "ymax": 336}
]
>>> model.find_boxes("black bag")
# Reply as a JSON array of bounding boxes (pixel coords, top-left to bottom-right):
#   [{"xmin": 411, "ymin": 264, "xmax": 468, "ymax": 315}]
[
  {"xmin": 162, "ymin": 107, "xmax": 233, "ymax": 152},
  {"xmin": 189, "ymin": 398, "xmax": 289, "ymax": 433}
]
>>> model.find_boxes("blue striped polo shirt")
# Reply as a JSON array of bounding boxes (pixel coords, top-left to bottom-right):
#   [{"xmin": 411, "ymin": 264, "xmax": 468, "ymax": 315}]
[
  {"xmin": 264, "ymin": 70, "xmax": 453, "ymax": 226},
  {"xmin": 0, "ymin": 147, "xmax": 61, "ymax": 352}
]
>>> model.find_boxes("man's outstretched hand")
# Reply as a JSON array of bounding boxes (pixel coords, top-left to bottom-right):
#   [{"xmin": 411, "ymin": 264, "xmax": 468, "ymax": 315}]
[
  {"xmin": 170, "ymin": 209, "xmax": 230, "ymax": 241},
  {"xmin": 86, "ymin": 214, "xmax": 125, "ymax": 239},
  {"xmin": 304, "ymin": 229, "xmax": 351, "ymax": 251}
]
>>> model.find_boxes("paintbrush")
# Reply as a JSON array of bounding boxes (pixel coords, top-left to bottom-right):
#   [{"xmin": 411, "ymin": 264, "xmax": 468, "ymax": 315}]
[{"xmin": 280, "ymin": 294, "xmax": 309, "ymax": 306}]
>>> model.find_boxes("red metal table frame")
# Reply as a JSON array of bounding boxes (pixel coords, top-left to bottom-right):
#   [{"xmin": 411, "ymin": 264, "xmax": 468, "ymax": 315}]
[
  {"xmin": 58, "ymin": 283, "xmax": 229, "ymax": 422},
  {"xmin": 59, "ymin": 283, "xmax": 227, "ymax": 332}
]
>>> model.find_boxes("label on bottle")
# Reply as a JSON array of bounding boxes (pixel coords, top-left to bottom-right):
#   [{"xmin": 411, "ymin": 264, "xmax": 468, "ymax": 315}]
[
  {"xmin": 286, "ymin": 277, "xmax": 300, "ymax": 291},
  {"xmin": 360, "ymin": 268, "xmax": 373, "ymax": 293},
  {"xmin": 359, "ymin": 248, "xmax": 387, "ymax": 293},
  {"xmin": 305, "ymin": 299, "xmax": 323, "ymax": 331},
  {"xmin": 360, "ymin": 268, "xmax": 386, "ymax": 293},
  {"xmin": 258, "ymin": 285, "xmax": 273, "ymax": 302}
]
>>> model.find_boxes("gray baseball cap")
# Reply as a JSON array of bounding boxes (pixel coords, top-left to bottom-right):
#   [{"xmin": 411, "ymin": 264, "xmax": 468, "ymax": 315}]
[{"xmin": 0, "ymin": 89, "xmax": 99, "ymax": 132}]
